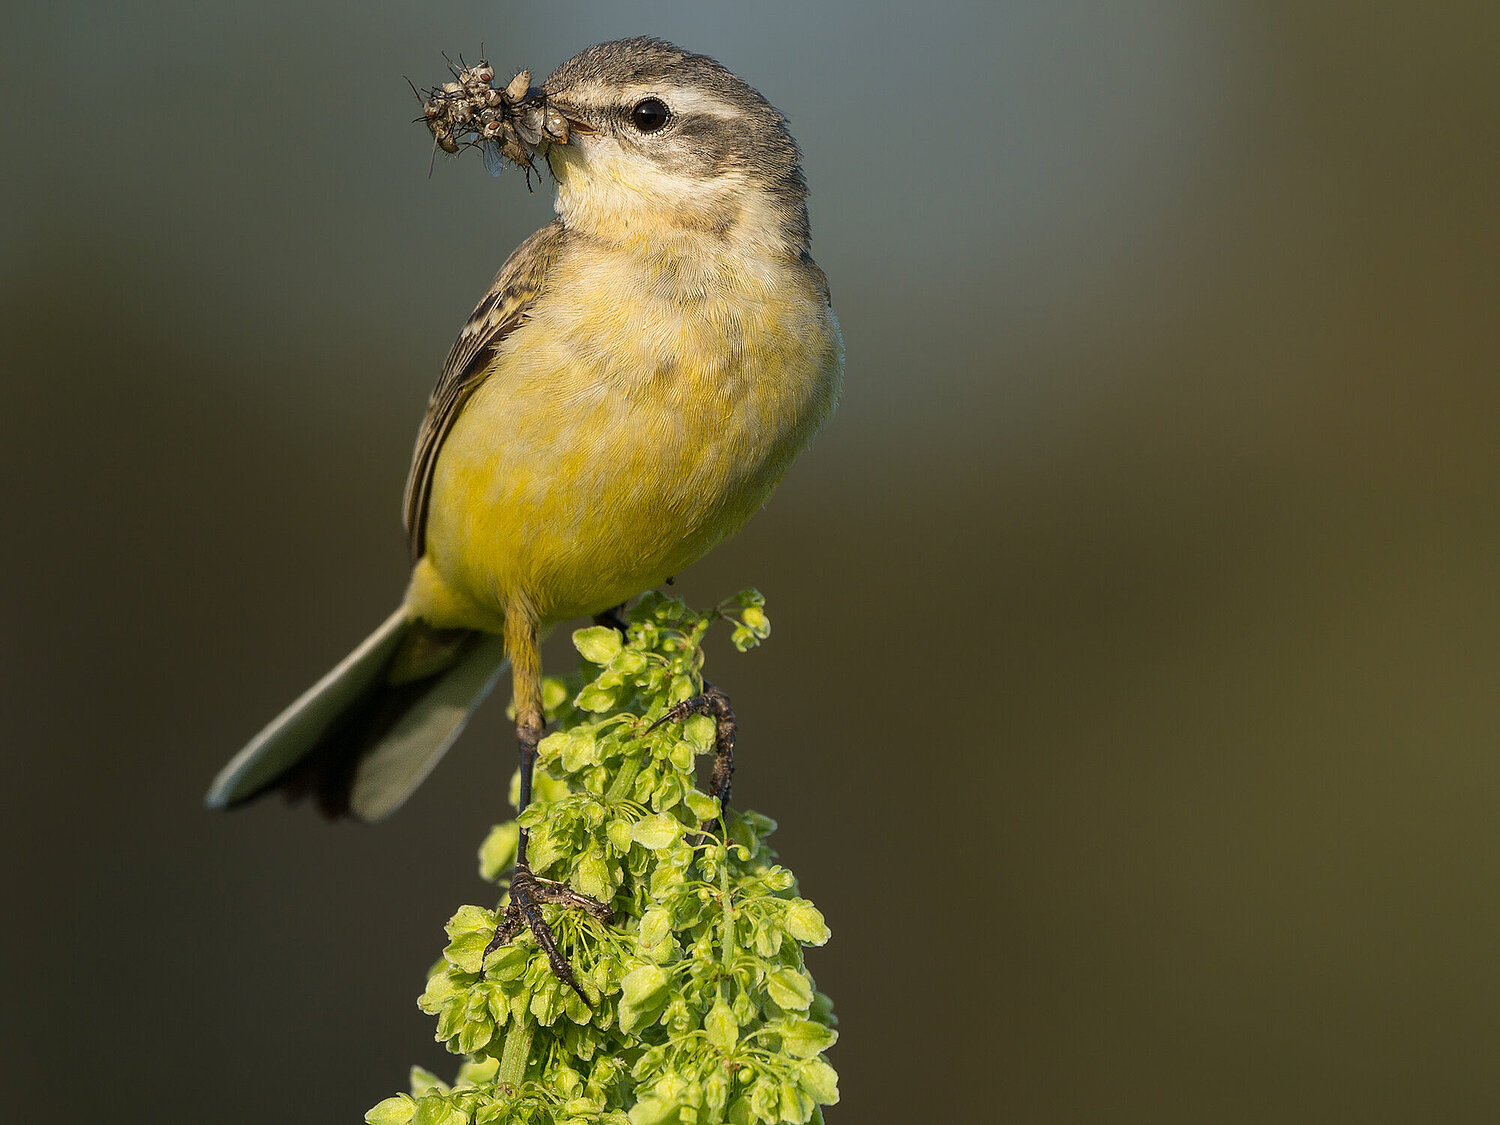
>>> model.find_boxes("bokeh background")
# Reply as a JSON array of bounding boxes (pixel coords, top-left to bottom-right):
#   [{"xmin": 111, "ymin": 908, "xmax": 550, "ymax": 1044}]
[{"xmin": 4, "ymin": 3, "xmax": 1499, "ymax": 1122}]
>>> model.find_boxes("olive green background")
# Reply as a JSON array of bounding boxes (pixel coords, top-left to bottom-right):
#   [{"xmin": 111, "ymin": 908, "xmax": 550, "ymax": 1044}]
[{"xmin": 4, "ymin": 3, "xmax": 1499, "ymax": 1122}]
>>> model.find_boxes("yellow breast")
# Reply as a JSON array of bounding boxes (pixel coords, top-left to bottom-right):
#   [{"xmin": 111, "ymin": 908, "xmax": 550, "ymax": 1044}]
[{"xmin": 406, "ymin": 234, "xmax": 842, "ymax": 632}]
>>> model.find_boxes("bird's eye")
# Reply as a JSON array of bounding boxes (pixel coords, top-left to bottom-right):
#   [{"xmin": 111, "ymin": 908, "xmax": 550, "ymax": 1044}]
[{"xmin": 630, "ymin": 98, "xmax": 671, "ymax": 133}]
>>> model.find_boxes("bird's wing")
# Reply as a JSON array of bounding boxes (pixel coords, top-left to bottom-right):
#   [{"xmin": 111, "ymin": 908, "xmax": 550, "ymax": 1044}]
[{"xmin": 402, "ymin": 219, "xmax": 568, "ymax": 560}]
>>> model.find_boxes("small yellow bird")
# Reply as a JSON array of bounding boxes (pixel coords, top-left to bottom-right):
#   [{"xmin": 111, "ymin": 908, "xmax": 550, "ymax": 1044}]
[{"xmin": 206, "ymin": 37, "xmax": 842, "ymax": 993}]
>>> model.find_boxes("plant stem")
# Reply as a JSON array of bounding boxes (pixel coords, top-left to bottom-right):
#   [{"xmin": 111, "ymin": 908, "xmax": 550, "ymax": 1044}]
[
  {"xmin": 718, "ymin": 843, "xmax": 736, "ymax": 971},
  {"xmin": 499, "ymin": 1019, "xmax": 533, "ymax": 1089},
  {"xmin": 604, "ymin": 753, "xmax": 642, "ymax": 803}
]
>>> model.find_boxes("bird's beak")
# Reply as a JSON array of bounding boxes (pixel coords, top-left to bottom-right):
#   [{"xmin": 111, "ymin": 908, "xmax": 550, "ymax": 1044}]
[
  {"xmin": 501, "ymin": 92, "xmax": 586, "ymax": 153},
  {"xmin": 538, "ymin": 96, "xmax": 594, "ymax": 145}
]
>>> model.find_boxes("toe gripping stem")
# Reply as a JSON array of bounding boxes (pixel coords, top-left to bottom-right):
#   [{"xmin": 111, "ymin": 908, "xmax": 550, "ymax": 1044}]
[
  {"xmin": 649, "ymin": 683, "xmax": 737, "ymax": 835},
  {"xmin": 484, "ymin": 662, "xmax": 613, "ymax": 1006},
  {"xmin": 484, "ymin": 864, "xmax": 612, "ymax": 1004}
]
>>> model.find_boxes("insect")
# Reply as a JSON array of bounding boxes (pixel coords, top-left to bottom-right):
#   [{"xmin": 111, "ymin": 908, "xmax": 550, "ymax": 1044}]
[{"xmin": 410, "ymin": 55, "xmax": 566, "ymax": 184}]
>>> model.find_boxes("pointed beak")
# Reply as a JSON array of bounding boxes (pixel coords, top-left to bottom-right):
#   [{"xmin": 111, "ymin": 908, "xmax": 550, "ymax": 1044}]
[{"xmin": 537, "ymin": 96, "xmax": 593, "ymax": 145}]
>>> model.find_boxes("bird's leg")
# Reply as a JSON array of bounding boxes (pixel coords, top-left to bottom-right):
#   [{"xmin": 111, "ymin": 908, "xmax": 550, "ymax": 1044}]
[
  {"xmin": 484, "ymin": 613, "xmax": 612, "ymax": 1003},
  {"xmin": 650, "ymin": 683, "xmax": 737, "ymax": 839}
]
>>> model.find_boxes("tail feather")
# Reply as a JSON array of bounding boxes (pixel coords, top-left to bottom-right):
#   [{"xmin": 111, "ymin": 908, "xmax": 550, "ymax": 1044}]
[
  {"xmin": 206, "ymin": 610, "xmax": 508, "ymax": 822},
  {"xmin": 335, "ymin": 629, "xmax": 507, "ymax": 821}
]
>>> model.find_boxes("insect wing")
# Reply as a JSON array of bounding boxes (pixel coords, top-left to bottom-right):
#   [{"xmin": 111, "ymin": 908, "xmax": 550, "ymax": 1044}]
[{"xmin": 479, "ymin": 137, "xmax": 508, "ymax": 177}]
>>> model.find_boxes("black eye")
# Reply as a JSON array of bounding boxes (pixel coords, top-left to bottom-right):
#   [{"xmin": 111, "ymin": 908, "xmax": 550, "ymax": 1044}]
[{"xmin": 630, "ymin": 98, "xmax": 670, "ymax": 132}]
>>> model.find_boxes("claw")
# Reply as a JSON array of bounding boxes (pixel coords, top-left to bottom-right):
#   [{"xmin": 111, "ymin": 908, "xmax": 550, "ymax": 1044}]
[
  {"xmin": 482, "ymin": 862, "xmax": 610, "ymax": 1005},
  {"xmin": 649, "ymin": 684, "xmax": 738, "ymax": 835},
  {"xmin": 530, "ymin": 877, "xmax": 615, "ymax": 920}
]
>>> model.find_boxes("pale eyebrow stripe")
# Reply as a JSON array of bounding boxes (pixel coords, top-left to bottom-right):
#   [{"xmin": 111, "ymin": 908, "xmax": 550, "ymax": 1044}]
[{"xmin": 618, "ymin": 85, "xmax": 745, "ymax": 121}]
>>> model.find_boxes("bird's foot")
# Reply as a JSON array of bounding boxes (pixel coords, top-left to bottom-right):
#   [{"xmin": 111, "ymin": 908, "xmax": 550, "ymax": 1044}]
[
  {"xmin": 483, "ymin": 861, "xmax": 613, "ymax": 1003},
  {"xmin": 650, "ymin": 684, "xmax": 737, "ymax": 836}
]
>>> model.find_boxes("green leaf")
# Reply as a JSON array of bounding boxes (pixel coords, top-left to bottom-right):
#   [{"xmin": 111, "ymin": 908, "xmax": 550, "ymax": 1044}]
[
  {"xmin": 413, "ymin": 1098, "xmax": 469, "ymax": 1125},
  {"xmin": 541, "ymin": 675, "xmax": 571, "ymax": 714},
  {"xmin": 484, "ymin": 942, "xmax": 530, "ymax": 982},
  {"xmin": 636, "ymin": 907, "xmax": 672, "ymax": 954},
  {"xmin": 731, "ymin": 986, "xmax": 758, "ymax": 1025},
  {"xmin": 766, "ymin": 969, "xmax": 814, "ymax": 1011},
  {"xmin": 808, "ymin": 991, "xmax": 836, "ymax": 1025},
  {"xmin": 366, "ymin": 1095, "xmax": 416, "ymax": 1125},
  {"xmin": 531, "ymin": 979, "xmax": 564, "ymax": 1026},
  {"xmin": 682, "ymin": 714, "xmax": 716, "ymax": 753},
  {"xmin": 576, "ymin": 682, "xmax": 620, "ymax": 712},
  {"xmin": 445, "ymin": 905, "xmax": 493, "ymax": 938},
  {"xmin": 435, "ymin": 1000, "xmax": 464, "ymax": 1041},
  {"xmin": 705, "ymin": 1068, "xmax": 732, "ymax": 1116},
  {"xmin": 617, "ymin": 995, "xmax": 659, "ymax": 1035},
  {"xmin": 705, "ymin": 998, "xmax": 739, "ymax": 1051},
  {"xmin": 740, "ymin": 606, "xmax": 769, "ymax": 635},
  {"xmin": 779, "ymin": 1018, "xmax": 837, "ymax": 1058},
  {"xmin": 761, "ymin": 866, "xmax": 795, "ymax": 892},
  {"xmin": 612, "ymin": 649, "xmax": 648, "ymax": 675},
  {"xmin": 606, "ymin": 817, "xmax": 634, "ymax": 855},
  {"xmin": 795, "ymin": 1058, "xmax": 840, "ymax": 1105},
  {"xmin": 684, "ymin": 789, "xmax": 719, "ymax": 822},
  {"xmin": 753, "ymin": 923, "xmax": 782, "ymax": 959},
  {"xmin": 574, "ymin": 625, "xmax": 624, "ymax": 664},
  {"xmin": 664, "ymin": 994, "xmax": 694, "ymax": 1035},
  {"xmin": 784, "ymin": 903, "xmax": 830, "ymax": 946},
  {"xmin": 551, "ymin": 730, "xmax": 601, "ymax": 773},
  {"xmin": 456, "ymin": 1015, "xmax": 493, "ymax": 1054},
  {"xmin": 444, "ymin": 931, "xmax": 491, "ymax": 974},
  {"xmin": 652, "ymin": 773, "xmax": 685, "ymax": 811},
  {"xmin": 630, "ymin": 1046, "xmax": 669, "ymax": 1082},
  {"xmin": 749, "ymin": 1077, "xmax": 781, "ymax": 1122},
  {"xmin": 668, "ymin": 740, "xmax": 695, "ymax": 772},
  {"xmin": 528, "ymin": 826, "xmax": 566, "ymax": 875},
  {"xmin": 418, "ymin": 972, "xmax": 460, "ymax": 1014},
  {"xmin": 631, "ymin": 813, "xmax": 681, "ymax": 850},
  {"xmin": 628, "ymin": 1095, "xmax": 676, "ymax": 1125},
  {"xmin": 564, "ymin": 988, "xmax": 593, "ymax": 1025},
  {"xmin": 575, "ymin": 848, "xmax": 614, "ymax": 901},
  {"xmin": 408, "ymin": 1067, "xmax": 448, "ymax": 1097},
  {"xmin": 455, "ymin": 1056, "xmax": 499, "ymax": 1087},
  {"xmin": 485, "ymin": 985, "xmax": 511, "ymax": 1029},
  {"xmin": 477, "ymin": 823, "xmax": 519, "ymax": 882},
  {"xmin": 619, "ymin": 964, "xmax": 670, "ymax": 1008},
  {"xmin": 778, "ymin": 1081, "xmax": 816, "ymax": 1124}
]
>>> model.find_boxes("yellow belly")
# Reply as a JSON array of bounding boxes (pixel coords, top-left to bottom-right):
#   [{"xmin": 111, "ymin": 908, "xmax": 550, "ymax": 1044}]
[{"xmin": 404, "ymin": 246, "xmax": 841, "ymax": 633}]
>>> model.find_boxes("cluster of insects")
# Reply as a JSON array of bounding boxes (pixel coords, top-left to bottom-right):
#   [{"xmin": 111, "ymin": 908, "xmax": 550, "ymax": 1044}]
[{"xmin": 413, "ymin": 54, "xmax": 571, "ymax": 182}]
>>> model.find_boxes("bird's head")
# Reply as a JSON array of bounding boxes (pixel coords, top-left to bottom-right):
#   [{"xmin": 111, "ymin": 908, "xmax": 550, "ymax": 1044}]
[{"xmin": 538, "ymin": 38, "xmax": 810, "ymax": 258}]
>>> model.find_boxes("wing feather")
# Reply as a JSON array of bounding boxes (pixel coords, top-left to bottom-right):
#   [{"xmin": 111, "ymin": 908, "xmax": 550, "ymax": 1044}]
[{"xmin": 402, "ymin": 220, "xmax": 568, "ymax": 559}]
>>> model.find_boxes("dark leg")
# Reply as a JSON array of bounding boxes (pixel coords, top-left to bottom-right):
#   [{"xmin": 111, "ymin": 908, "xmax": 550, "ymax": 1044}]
[
  {"xmin": 650, "ymin": 683, "xmax": 737, "ymax": 837},
  {"xmin": 484, "ymin": 614, "xmax": 612, "ymax": 1003}
]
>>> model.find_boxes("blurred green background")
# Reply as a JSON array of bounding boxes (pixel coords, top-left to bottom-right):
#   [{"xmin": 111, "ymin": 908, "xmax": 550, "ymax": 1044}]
[{"xmin": 4, "ymin": 3, "xmax": 1499, "ymax": 1122}]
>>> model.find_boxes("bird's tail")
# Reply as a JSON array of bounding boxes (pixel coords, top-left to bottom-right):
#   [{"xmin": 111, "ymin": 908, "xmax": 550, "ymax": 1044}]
[{"xmin": 205, "ymin": 609, "xmax": 508, "ymax": 822}]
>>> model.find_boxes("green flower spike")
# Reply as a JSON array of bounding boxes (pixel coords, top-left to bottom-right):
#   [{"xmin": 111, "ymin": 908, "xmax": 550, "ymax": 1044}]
[{"xmin": 369, "ymin": 591, "xmax": 838, "ymax": 1125}]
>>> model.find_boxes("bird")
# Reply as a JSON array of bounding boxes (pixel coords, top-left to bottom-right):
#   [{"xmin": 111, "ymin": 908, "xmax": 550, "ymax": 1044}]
[{"xmin": 205, "ymin": 37, "xmax": 843, "ymax": 996}]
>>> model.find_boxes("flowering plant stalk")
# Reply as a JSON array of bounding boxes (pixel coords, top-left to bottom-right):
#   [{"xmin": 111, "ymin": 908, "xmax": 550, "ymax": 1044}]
[{"xmin": 367, "ymin": 591, "xmax": 838, "ymax": 1125}]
